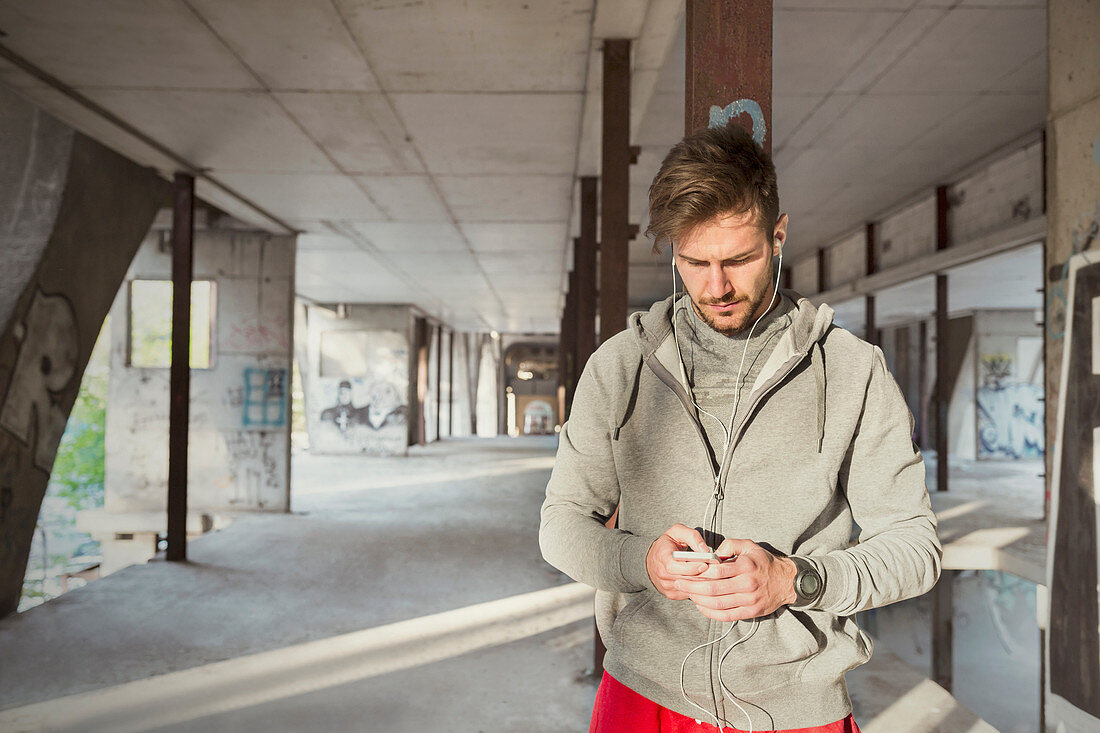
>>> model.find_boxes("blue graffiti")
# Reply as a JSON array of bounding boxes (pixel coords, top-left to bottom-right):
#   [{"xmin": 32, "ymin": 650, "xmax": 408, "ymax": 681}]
[
  {"xmin": 977, "ymin": 382, "xmax": 1044, "ymax": 459},
  {"xmin": 709, "ymin": 99, "xmax": 766, "ymax": 146},
  {"xmin": 241, "ymin": 368, "xmax": 288, "ymax": 428}
]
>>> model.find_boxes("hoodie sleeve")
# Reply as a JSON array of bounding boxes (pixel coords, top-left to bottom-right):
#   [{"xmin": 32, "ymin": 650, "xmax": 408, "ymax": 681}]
[
  {"xmin": 539, "ymin": 347, "xmax": 658, "ymax": 594},
  {"xmin": 791, "ymin": 345, "xmax": 942, "ymax": 616}
]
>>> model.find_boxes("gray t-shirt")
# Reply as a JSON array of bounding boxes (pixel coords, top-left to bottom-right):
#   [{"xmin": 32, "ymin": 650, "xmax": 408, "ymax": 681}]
[{"xmin": 672, "ymin": 291, "xmax": 795, "ymax": 464}]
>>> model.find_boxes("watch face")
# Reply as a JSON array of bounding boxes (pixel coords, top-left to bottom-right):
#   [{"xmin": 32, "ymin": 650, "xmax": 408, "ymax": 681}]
[{"xmin": 796, "ymin": 569, "xmax": 821, "ymax": 600}]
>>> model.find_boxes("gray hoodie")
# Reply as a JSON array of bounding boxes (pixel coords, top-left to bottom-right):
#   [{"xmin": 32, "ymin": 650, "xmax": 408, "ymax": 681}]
[{"xmin": 539, "ymin": 291, "xmax": 941, "ymax": 730}]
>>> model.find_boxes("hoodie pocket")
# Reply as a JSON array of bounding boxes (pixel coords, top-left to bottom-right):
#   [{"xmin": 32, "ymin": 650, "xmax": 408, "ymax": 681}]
[
  {"xmin": 798, "ymin": 612, "xmax": 872, "ymax": 682},
  {"xmin": 722, "ymin": 608, "xmax": 822, "ymax": 695}
]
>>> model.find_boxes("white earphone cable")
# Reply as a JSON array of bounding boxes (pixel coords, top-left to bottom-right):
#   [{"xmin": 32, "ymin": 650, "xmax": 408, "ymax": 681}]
[{"xmin": 670, "ymin": 239, "xmax": 784, "ymax": 733}]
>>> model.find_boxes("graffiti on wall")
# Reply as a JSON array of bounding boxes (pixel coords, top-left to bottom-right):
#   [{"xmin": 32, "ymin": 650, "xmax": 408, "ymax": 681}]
[
  {"xmin": 310, "ymin": 329, "xmax": 408, "ymax": 456},
  {"xmin": 976, "ymin": 352, "xmax": 1044, "ymax": 459},
  {"xmin": 241, "ymin": 368, "xmax": 287, "ymax": 428},
  {"xmin": 0, "ymin": 289, "xmax": 78, "ymax": 472},
  {"xmin": 223, "ymin": 430, "xmax": 281, "ymax": 508},
  {"xmin": 709, "ymin": 99, "xmax": 766, "ymax": 146}
]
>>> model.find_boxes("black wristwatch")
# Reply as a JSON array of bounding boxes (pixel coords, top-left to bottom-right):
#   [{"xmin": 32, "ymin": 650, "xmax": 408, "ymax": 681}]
[{"xmin": 790, "ymin": 557, "xmax": 823, "ymax": 607}]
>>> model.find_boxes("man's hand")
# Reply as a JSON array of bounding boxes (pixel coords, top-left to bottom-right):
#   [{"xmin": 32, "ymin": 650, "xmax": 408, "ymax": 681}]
[
  {"xmin": 646, "ymin": 524, "xmax": 714, "ymax": 600},
  {"xmin": 674, "ymin": 538, "xmax": 799, "ymax": 621}
]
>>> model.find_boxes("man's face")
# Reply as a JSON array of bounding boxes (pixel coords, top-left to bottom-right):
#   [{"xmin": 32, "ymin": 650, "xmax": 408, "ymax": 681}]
[
  {"xmin": 337, "ymin": 386, "xmax": 352, "ymax": 405},
  {"xmin": 673, "ymin": 211, "xmax": 788, "ymax": 337}
]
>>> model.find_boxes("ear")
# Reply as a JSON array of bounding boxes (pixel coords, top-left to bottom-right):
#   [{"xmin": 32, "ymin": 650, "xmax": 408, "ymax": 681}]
[{"xmin": 772, "ymin": 213, "xmax": 789, "ymax": 255}]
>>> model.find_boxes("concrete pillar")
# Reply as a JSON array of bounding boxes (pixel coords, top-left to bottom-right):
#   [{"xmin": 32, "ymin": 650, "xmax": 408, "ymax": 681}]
[
  {"xmin": 0, "ymin": 87, "xmax": 167, "ymax": 616},
  {"xmin": 166, "ymin": 172, "xmax": 194, "ymax": 563},
  {"xmin": 1044, "ymin": 1, "xmax": 1100, "ymax": 727},
  {"xmin": 599, "ymin": 40, "xmax": 631, "ymax": 343}
]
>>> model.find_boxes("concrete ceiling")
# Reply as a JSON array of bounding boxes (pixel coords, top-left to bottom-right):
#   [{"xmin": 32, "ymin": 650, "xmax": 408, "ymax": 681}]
[{"xmin": 0, "ymin": 0, "xmax": 1046, "ymax": 334}]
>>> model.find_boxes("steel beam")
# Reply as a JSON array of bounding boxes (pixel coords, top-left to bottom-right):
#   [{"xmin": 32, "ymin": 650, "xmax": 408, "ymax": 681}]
[
  {"xmin": 599, "ymin": 40, "xmax": 631, "ymax": 343},
  {"xmin": 167, "ymin": 172, "xmax": 194, "ymax": 563},
  {"xmin": 576, "ymin": 177, "xmax": 598, "ymax": 372},
  {"xmin": 448, "ymin": 328, "xmax": 454, "ymax": 437},
  {"xmin": 865, "ymin": 222, "xmax": 877, "ymax": 344},
  {"xmin": 685, "ymin": 0, "xmax": 773, "ymax": 151},
  {"xmin": 560, "ymin": 269, "xmax": 578, "ymax": 421},
  {"xmin": 935, "ymin": 185, "xmax": 950, "ymax": 493},
  {"xmin": 434, "ymin": 324, "xmax": 442, "ymax": 441},
  {"xmin": 935, "ymin": 274, "xmax": 949, "ymax": 493}
]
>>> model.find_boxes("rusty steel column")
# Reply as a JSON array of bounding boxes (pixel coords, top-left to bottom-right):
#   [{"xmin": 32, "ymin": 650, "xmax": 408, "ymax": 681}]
[
  {"xmin": 934, "ymin": 184, "xmax": 950, "ymax": 493},
  {"xmin": 865, "ymin": 222, "xmax": 877, "ymax": 344},
  {"xmin": 599, "ymin": 40, "xmax": 631, "ymax": 343},
  {"xmin": 448, "ymin": 328, "xmax": 455, "ymax": 437},
  {"xmin": 576, "ymin": 176, "xmax": 598, "ymax": 373},
  {"xmin": 685, "ymin": 0, "xmax": 773, "ymax": 151},
  {"xmin": 560, "ymin": 269, "xmax": 578, "ymax": 421},
  {"xmin": 167, "ymin": 172, "xmax": 194, "ymax": 562},
  {"xmin": 434, "ymin": 323, "xmax": 443, "ymax": 442}
]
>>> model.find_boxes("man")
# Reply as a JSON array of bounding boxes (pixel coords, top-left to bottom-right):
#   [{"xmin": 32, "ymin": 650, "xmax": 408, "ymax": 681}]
[
  {"xmin": 320, "ymin": 379, "xmax": 365, "ymax": 433},
  {"xmin": 539, "ymin": 124, "xmax": 941, "ymax": 732}
]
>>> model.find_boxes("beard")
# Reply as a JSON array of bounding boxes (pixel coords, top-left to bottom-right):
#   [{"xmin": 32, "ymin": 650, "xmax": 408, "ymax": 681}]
[{"xmin": 689, "ymin": 266, "xmax": 777, "ymax": 337}]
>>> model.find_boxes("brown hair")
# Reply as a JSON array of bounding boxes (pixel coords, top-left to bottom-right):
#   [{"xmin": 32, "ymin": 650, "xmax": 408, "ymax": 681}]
[{"xmin": 646, "ymin": 123, "xmax": 779, "ymax": 253}]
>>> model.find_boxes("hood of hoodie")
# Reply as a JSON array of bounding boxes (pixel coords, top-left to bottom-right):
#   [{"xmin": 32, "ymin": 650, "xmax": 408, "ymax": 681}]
[
  {"xmin": 626, "ymin": 290, "xmax": 836, "ymax": 455},
  {"xmin": 630, "ymin": 290, "xmax": 835, "ymax": 370}
]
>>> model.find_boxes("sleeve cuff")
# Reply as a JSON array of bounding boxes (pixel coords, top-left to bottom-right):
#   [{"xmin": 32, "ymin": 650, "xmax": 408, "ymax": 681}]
[
  {"xmin": 789, "ymin": 554, "xmax": 849, "ymax": 612},
  {"xmin": 619, "ymin": 533, "xmax": 658, "ymax": 593}
]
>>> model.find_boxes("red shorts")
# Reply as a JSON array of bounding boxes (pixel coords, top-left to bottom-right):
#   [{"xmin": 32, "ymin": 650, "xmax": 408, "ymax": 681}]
[{"xmin": 590, "ymin": 672, "xmax": 861, "ymax": 733}]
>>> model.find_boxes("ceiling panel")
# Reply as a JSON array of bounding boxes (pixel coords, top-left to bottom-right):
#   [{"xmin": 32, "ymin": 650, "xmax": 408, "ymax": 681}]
[
  {"xmin": 215, "ymin": 172, "xmax": 384, "ymax": 221},
  {"xmin": 275, "ymin": 92, "xmax": 422, "ymax": 174},
  {"xmin": 392, "ymin": 93, "xmax": 584, "ymax": 176},
  {"xmin": 0, "ymin": 0, "xmax": 258, "ymax": 90},
  {"xmin": 813, "ymin": 93, "xmax": 975, "ymax": 150},
  {"xmin": 350, "ymin": 222, "xmax": 466, "ymax": 253},
  {"xmin": 83, "ymin": 89, "xmax": 334, "ymax": 173},
  {"xmin": 356, "ymin": 176, "xmax": 451, "ymax": 222},
  {"xmin": 774, "ymin": 8, "xmax": 906, "ymax": 95},
  {"xmin": 437, "ymin": 176, "xmax": 573, "ymax": 222},
  {"xmin": 460, "ymin": 222, "xmax": 569, "ymax": 253},
  {"xmin": 335, "ymin": 0, "xmax": 592, "ymax": 93},
  {"xmin": 187, "ymin": 0, "xmax": 379, "ymax": 92},
  {"xmin": 869, "ymin": 7, "xmax": 1046, "ymax": 94}
]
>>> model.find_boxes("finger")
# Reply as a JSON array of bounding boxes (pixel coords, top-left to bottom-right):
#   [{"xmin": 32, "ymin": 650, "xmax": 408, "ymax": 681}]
[
  {"xmin": 688, "ymin": 591, "xmax": 755, "ymax": 611},
  {"xmin": 663, "ymin": 524, "xmax": 709, "ymax": 552},
  {"xmin": 694, "ymin": 603, "xmax": 764, "ymax": 623},
  {"xmin": 675, "ymin": 575, "xmax": 752, "ymax": 598},
  {"xmin": 714, "ymin": 537, "xmax": 755, "ymax": 560},
  {"xmin": 665, "ymin": 559, "xmax": 710, "ymax": 577}
]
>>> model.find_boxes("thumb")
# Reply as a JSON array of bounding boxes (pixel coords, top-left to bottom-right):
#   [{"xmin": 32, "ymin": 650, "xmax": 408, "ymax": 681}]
[
  {"xmin": 664, "ymin": 524, "xmax": 709, "ymax": 552},
  {"xmin": 715, "ymin": 537, "xmax": 754, "ymax": 560}
]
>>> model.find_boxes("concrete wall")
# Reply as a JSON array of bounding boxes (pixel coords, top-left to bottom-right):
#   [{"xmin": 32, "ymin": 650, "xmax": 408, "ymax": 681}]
[
  {"xmin": 1044, "ymin": 0, "xmax": 1100, "ymax": 727},
  {"xmin": 823, "ymin": 230, "xmax": 865, "ymax": 290},
  {"xmin": 878, "ymin": 196, "xmax": 936, "ymax": 270},
  {"xmin": 0, "ymin": 86, "xmax": 167, "ymax": 616},
  {"xmin": 304, "ymin": 304, "xmax": 411, "ymax": 456},
  {"xmin": 101, "ymin": 229, "xmax": 295, "ymax": 518},
  {"xmin": 949, "ymin": 140, "xmax": 1044, "ymax": 244}
]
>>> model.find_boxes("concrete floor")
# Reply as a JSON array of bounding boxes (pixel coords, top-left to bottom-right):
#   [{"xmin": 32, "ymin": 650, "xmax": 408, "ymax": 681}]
[{"xmin": 0, "ymin": 437, "xmax": 997, "ymax": 732}]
